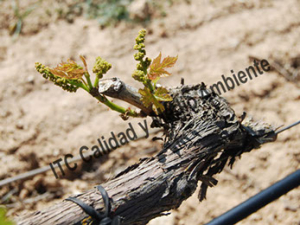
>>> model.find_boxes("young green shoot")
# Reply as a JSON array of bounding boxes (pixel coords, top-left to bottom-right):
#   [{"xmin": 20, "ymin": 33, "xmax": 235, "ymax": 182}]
[{"xmin": 35, "ymin": 29, "xmax": 178, "ymax": 118}]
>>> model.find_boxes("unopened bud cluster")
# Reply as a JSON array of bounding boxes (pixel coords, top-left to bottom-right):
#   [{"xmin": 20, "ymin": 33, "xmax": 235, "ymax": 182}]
[
  {"xmin": 132, "ymin": 29, "xmax": 152, "ymax": 83},
  {"xmin": 93, "ymin": 57, "xmax": 112, "ymax": 79}
]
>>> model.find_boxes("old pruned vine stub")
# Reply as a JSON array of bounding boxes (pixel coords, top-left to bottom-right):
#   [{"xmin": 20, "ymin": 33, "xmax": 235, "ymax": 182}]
[{"xmin": 18, "ymin": 83, "xmax": 278, "ymax": 225}]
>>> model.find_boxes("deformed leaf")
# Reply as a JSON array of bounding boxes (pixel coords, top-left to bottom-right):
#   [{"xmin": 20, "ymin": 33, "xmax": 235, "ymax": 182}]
[
  {"xmin": 138, "ymin": 87, "xmax": 153, "ymax": 108},
  {"xmin": 152, "ymin": 100, "xmax": 165, "ymax": 115},
  {"xmin": 50, "ymin": 59, "xmax": 86, "ymax": 80},
  {"xmin": 148, "ymin": 53, "xmax": 178, "ymax": 80},
  {"xmin": 139, "ymin": 87, "xmax": 166, "ymax": 115},
  {"xmin": 154, "ymin": 87, "xmax": 173, "ymax": 102}
]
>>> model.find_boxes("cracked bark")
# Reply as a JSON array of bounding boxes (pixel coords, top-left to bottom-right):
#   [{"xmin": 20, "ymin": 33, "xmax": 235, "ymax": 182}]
[{"xmin": 17, "ymin": 81, "xmax": 277, "ymax": 225}]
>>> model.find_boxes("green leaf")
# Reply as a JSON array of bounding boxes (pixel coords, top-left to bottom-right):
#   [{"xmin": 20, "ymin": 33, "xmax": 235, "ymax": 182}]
[
  {"xmin": 138, "ymin": 87, "xmax": 153, "ymax": 108},
  {"xmin": 139, "ymin": 87, "xmax": 166, "ymax": 115},
  {"xmin": 0, "ymin": 207, "xmax": 15, "ymax": 225}
]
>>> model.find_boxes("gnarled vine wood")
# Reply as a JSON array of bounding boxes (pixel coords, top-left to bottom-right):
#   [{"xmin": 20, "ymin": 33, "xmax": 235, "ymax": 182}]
[{"xmin": 17, "ymin": 80, "xmax": 277, "ymax": 225}]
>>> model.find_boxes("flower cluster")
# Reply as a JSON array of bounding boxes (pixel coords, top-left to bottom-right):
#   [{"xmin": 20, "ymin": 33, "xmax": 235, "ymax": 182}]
[
  {"xmin": 132, "ymin": 29, "xmax": 177, "ymax": 115},
  {"xmin": 93, "ymin": 57, "xmax": 112, "ymax": 79},
  {"xmin": 132, "ymin": 29, "xmax": 152, "ymax": 83},
  {"xmin": 34, "ymin": 29, "xmax": 177, "ymax": 117},
  {"xmin": 35, "ymin": 62, "xmax": 82, "ymax": 92}
]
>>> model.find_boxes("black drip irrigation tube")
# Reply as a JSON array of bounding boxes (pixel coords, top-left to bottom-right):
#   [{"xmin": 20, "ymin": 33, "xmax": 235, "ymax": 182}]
[{"xmin": 205, "ymin": 169, "xmax": 300, "ymax": 225}]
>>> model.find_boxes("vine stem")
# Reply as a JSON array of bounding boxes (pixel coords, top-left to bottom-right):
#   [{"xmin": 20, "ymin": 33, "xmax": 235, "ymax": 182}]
[
  {"xmin": 68, "ymin": 80, "xmax": 89, "ymax": 92},
  {"xmin": 71, "ymin": 76, "xmax": 140, "ymax": 117},
  {"xmin": 94, "ymin": 95, "xmax": 140, "ymax": 117},
  {"xmin": 84, "ymin": 72, "xmax": 94, "ymax": 90},
  {"xmin": 94, "ymin": 74, "xmax": 100, "ymax": 88}
]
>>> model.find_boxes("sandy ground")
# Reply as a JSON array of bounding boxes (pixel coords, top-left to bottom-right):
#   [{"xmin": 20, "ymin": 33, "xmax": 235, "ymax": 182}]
[{"xmin": 0, "ymin": 0, "xmax": 300, "ymax": 224}]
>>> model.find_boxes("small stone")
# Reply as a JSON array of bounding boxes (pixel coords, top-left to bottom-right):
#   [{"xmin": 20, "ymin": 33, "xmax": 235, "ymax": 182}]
[
  {"xmin": 16, "ymin": 120, "xmax": 24, "ymax": 129},
  {"xmin": 32, "ymin": 175, "xmax": 44, "ymax": 189},
  {"xmin": 249, "ymin": 163, "xmax": 256, "ymax": 171},
  {"xmin": 53, "ymin": 149, "xmax": 60, "ymax": 156},
  {"xmin": 19, "ymin": 189, "xmax": 29, "ymax": 199},
  {"xmin": 249, "ymin": 213, "xmax": 262, "ymax": 221},
  {"xmin": 128, "ymin": 0, "xmax": 151, "ymax": 21},
  {"xmin": 44, "ymin": 176, "xmax": 61, "ymax": 188},
  {"xmin": 284, "ymin": 204, "xmax": 298, "ymax": 212},
  {"xmin": 0, "ymin": 110, "xmax": 11, "ymax": 118},
  {"xmin": 26, "ymin": 75, "xmax": 35, "ymax": 84}
]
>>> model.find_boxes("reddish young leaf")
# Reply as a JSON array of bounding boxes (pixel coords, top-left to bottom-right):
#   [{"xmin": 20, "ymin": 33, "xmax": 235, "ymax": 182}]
[
  {"xmin": 80, "ymin": 55, "xmax": 88, "ymax": 71},
  {"xmin": 148, "ymin": 53, "xmax": 178, "ymax": 80},
  {"xmin": 50, "ymin": 59, "xmax": 86, "ymax": 80}
]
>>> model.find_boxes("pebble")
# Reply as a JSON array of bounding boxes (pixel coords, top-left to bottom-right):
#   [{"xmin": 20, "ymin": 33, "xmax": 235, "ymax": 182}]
[
  {"xmin": 128, "ymin": 0, "xmax": 150, "ymax": 20},
  {"xmin": 26, "ymin": 75, "xmax": 35, "ymax": 84},
  {"xmin": 16, "ymin": 120, "xmax": 24, "ymax": 129},
  {"xmin": 19, "ymin": 189, "xmax": 29, "ymax": 199}
]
